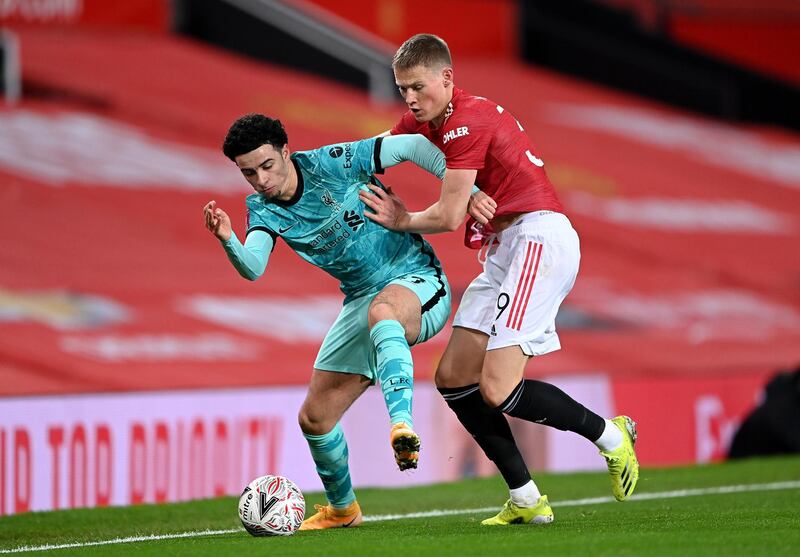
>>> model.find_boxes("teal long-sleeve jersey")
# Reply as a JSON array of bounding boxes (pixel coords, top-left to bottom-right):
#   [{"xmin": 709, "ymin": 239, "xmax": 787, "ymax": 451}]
[{"xmin": 235, "ymin": 135, "xmax": 446, "ymax": 302}]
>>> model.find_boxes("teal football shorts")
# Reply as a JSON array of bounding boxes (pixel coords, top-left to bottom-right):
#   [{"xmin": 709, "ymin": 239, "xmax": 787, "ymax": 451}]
[{"xmin": 314, "ymin": 271, "xmax": 451, "ymax": 381}]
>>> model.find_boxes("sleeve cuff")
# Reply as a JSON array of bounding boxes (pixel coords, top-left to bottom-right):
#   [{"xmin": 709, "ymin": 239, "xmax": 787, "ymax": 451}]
[
  {"xmin": 373, "ymin": 136, "xmax": 385, "ymax": 174},
  {"xmin": 247, "ymin": 226, "xmax": 278, "ymax": 251}
]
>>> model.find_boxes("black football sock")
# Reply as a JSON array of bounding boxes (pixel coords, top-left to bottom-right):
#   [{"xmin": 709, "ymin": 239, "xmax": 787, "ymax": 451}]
[
  {"xmin": 499, "ymin": 379, "xmax": 606, "ymax": 442},
  {"xmin": 438, "ymin": 384, "xmax": 531, "ymax": 489}
]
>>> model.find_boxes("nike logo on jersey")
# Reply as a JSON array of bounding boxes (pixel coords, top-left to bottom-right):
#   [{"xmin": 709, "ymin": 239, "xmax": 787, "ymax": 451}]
[
  {"xmin": 278, "ymin": 223, "xmax": 296, "ymax": 234},
  {"xmin": 442, "ymin": 126, "xmax": 469, "ymax": 144}
]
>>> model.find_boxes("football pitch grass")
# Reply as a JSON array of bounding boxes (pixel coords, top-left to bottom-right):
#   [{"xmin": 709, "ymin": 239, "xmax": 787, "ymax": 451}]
[{"xmin": 1, "ymin": 456, "xmax": 798, "ymax": 556}]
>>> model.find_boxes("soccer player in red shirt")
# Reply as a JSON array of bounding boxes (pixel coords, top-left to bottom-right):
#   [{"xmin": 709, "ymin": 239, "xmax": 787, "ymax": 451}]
[{"xmin": 360, "ymin": 34, "xmax": 640, "ymax": 525}]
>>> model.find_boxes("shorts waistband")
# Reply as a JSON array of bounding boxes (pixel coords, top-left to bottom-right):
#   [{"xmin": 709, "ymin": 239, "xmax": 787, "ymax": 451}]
[
  {"xmin": 522, "ymin": 210, "xmax": 563, "ymax": 221},
  {"xmin": 496, "ymin": 211, "xmax": 571, "ymax": 237}
]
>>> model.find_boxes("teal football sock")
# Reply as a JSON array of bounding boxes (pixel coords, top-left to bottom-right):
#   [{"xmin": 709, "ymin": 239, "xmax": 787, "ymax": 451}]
[
  {"xmin": 371, "ymin": 319, "xmax": 414, "ymax": 428},
  {"xmin": 303, "ymin": 422, "xmax": 355, "ymax": 508}
]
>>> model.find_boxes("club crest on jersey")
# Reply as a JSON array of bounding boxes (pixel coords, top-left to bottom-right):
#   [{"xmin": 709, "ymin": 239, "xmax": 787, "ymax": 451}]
[
  {"xmin": 321, "ymin": 189, "xmax": 342, "ymax": 213},
  {"xmin": 443, "ymin": 126, "xmax": 469, "ymax": 144}
]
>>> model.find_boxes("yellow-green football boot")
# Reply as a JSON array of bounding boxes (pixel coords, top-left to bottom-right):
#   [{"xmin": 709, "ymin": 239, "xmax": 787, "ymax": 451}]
[
  {"xmin": 601, "ymin": 415, "xmax": 639, "ymax": 501},
  {"xmin": 481, "ymin": 495, "xmax": 554, "ymax": 526}
]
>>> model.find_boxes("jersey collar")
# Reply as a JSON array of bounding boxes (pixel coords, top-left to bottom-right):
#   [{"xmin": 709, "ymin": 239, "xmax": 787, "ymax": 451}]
[
  {"xmin": 445, "ymin": 87, "xmax": 463, "ymax": 122},
  {"xmin": 431, "ymin": 87, "xmax": 461, "ymax": 130}
]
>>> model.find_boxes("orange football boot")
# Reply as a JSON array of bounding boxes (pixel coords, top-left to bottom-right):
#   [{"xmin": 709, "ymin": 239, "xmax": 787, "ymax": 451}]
[{"xmin": 299, "ymin": 500, "xmax": 362, "ymax": 531}]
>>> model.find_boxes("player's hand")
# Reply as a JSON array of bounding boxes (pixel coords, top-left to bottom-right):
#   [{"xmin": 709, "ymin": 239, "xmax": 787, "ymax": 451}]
[
  {"xmin": 203, "ymin": 200, "xmax": 232, "ymax": 242},
  {"xmin": 359, "ymin": 184, "xmax": 411, "ymax": 231},
  {"xmin": 468, "ymin": 190, "xmax": 496, "ymax": 224}
]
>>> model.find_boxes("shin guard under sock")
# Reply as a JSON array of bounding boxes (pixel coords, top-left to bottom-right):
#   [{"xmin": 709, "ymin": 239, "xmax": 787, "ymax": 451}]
[
  {"xmin": 371, "ymin": 320, "xmax": 414, "ymax": 427},
  {"xmin": 438, "ymin": 384, "xmax": 531, "ymax": 489},
  {"xmin": 303, "ymin": 422, "xmax": 355, "ymax": 508},
  {"xmin": 499, "ymin": 379, "xmax": 605, "ymax": 441}
]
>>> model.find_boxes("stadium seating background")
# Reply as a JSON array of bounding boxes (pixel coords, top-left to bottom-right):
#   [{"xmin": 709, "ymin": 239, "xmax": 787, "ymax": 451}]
[{"xmin": 2, "ymin": 26, "xmax": 798, "ymax": 395}]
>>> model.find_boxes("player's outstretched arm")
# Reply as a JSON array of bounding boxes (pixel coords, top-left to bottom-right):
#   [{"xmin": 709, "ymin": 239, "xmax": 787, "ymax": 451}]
[
  {"xmin": 379, "ymin": 134, "xmax": 446, "ymax": 179},
  {"xmin": 376, "ymin": 135, "xmax": 496, "ymax": 224},
  {"xmin": 361, "ymin": 168, "xmax": 476, "ymax": 234},
  {"xmin": 203, "ymin": 200, "xmax": 272, "ymax": 281}
]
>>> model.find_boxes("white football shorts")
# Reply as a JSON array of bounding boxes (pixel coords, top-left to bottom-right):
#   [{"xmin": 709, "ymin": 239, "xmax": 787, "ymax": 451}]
[{"xmin": 453, "ymin": 211, "xmax": 580, "ymax": 355}]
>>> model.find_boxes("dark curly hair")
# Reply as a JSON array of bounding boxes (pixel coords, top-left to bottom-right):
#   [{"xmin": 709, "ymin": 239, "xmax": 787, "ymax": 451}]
[{"xmin": 222, "ymin": 114, "xmax": 288, "ymax": 161}]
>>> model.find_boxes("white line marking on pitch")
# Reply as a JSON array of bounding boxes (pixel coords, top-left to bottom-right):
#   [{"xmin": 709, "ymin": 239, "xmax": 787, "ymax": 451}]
[
  {"xmin": 0, "ymin": 529, "xmax": 243, "ymax": 555},
  {"xmin": 2, "ymin": 480, "xmax": 798, "ymax": 554},
  {"xmin": 362, "ymin": 480, "xmax": 800, "ymax": 521}
]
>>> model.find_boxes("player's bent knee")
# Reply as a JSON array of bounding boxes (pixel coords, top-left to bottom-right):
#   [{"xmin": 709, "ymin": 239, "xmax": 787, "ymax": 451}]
[
  {"xmin": 434, "ymin": 356, "xmax": 459, "ymax": 388},
  {"xmin": 435, "ymin": 353, "xmax": 482, "ymax": 388},
  {"xmin": 367, "ymin": 300, "xmax": 400, "ymax": 328},
  {"xmin": 297, "ymin": 407, "xmax": 335, "ymax": 436},
  {"xmin": 434, "ymin": 367, "xmax": 456, "ymax": 388},
  {"xmin": 478, "ymin": 380, "xmax": 511, "ymax": 409}
]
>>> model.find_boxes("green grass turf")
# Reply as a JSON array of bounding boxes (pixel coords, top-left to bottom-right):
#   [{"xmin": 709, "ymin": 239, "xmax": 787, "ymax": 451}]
[{"xmin": 1, "ymin": 456, "xmax": 798, "ymax": 556}]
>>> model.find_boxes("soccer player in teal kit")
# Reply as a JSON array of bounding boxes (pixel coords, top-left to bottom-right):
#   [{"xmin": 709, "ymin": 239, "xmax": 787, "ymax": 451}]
[{"xmin": 203, "ymin": 114, "xmax": 453, "ymax": 530}]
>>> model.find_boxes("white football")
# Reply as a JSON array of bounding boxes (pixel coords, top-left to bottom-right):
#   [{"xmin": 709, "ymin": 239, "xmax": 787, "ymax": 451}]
[{"xmin": 238, "ymin": 475, "xmax": 305, "ymax": 536}]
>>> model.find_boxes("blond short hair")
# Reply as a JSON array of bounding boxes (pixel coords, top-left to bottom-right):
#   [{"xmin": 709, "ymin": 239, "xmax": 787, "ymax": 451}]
[{"xmin": 392, "ymin": 34, "xmax": 452, "ymax": 71}]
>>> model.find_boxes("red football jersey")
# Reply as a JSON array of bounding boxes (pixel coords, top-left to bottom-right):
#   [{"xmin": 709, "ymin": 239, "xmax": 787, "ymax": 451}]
[{"xmin": 391, "ymin": 88, "xmax": 564, "ymax": 248}]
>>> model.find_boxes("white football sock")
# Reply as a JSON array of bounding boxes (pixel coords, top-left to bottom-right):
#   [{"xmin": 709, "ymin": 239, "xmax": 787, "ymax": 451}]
[
  {"xmin": 595, "ymin": 418, "xmax": 624, "ymax": 452},
  {"xmin": 509, "ymin": 480, "xmax": 542, "ymax": 507}
]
